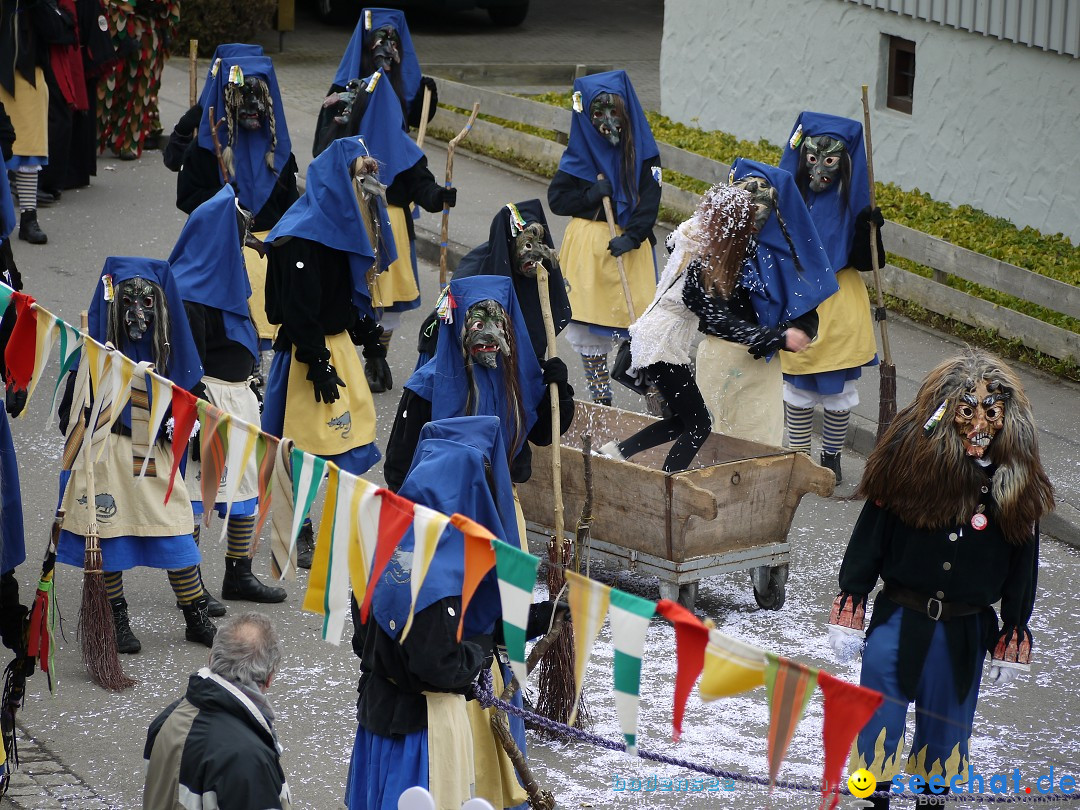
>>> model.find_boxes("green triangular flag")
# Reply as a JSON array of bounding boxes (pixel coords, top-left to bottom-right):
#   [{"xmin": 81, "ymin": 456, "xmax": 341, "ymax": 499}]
[
  {"xmin": 289, "ymin": 447, "xmax": 327, "ymax": 563},
  {"xmin": 609, "ymin": 588, "xmax": 656, "ymax": 755},
  {"xmin": 492, "ymin": 539, "xmax": 540, "ymax": 689}
]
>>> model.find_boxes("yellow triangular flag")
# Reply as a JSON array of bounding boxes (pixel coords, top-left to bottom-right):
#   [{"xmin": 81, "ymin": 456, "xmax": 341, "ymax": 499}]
[
  {"xmin": 566, "ymin": 569, "xmax": 611, "ymax": 726},
  {"xmin": 399, "ymin": 503, "xmax": 451, "ymax": 641},
  {"xmin": 699, "ymin": 627, "xmax": 767, "ymax": 701}
]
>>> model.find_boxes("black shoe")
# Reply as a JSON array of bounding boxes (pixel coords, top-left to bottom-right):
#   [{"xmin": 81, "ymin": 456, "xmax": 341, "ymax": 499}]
[
  {"xmin": 181, "ymin": 596, "xmax": 217, "ymax": 647},
  {"xmin": 821, "ymin": 451, "xmax": 843, "ymax": 484},
  {"xmin": 364, "ymin": 356, "xmax": 393, "ymax": 393},
  {"xmin": 18, "ymin": 210, "xmax": 47, "ymax": 244},
  {"xmin": 36, "ymin": 189, "xmax": 58, "ymax": 206},
  {"xmin": 296, "ymin": 522, "xmax": 315, "ymax": 570},
  {"xmin": 175, "ymin": 565, "xmax": 227, "ymax": 616},
  {"xmin": 109, "ymin": 597, "xmax": 141, "ymax": 654},
  {"xmin": 222, "ymin": 557, "xmax": 287, "ymax": 603}
]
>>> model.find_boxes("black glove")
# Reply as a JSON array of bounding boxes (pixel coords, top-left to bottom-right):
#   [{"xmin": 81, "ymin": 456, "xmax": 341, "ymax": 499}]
[
  {"xmin": 466, "ymin": 632, "xmax": 495, "ymax": 671},
  {"xmin": 5, "ymin": 386, "xmax": 26, "ymax": 418},
  {"xmin": 419, "ymin": 75, "xmax": 438, "ymax": 114},
  {"xmin": 855, "ymin": 205, "xmax": 885, "ymax": 231},
  {"xmin": 176, "ymin": 103, "xmax": 203, "ymax": 137},
  {"xmin": 307, "ymin": 359, "xmax": 346, "ymax": 404},
  {"xmin": 541, "ymin": 356, "xmax": 568, "ymax": 387},
  {"xmin": 0, "ymin": 571, "xmax": 27, "ymax": 653},
  {"xmin": 585, "ymin": 177, "xmax": 613, "ymax": 206},
  {"xmin": 524, "ymin": 599, "xmax": 570, "ymax": 641},
  {"xmin": 350, "ymin": 316, "xmax": 386, "ymax": 358},
  {"xmin": 190, "ymin": 380, "xmax": 208, "ymax": 403},
  {"xmin": 608, "ymin": 234, "xmax": 636, "ymax": 257},
  {"xmin": 747, "ymin": 328, "xmax": 786, "ymax": 359},
  {"xmin": 441, "ymin": 186, "xmax": 457, "ymax": 209}
]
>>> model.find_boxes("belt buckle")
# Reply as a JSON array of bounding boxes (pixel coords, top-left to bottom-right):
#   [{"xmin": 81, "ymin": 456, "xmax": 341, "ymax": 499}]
[{"xmin": 926, "ymin": 597, "xmax": 943, "ymax": 621}]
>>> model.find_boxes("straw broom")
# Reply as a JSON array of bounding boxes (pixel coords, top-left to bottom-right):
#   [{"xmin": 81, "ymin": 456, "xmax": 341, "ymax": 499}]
[
  {"xmin": 438, "ymin": 102, "xmax": 480, "ymax": 287},
  {"xmin": 76, "ymin": 313, "xmax": 135, "ymax": 691},
  {"xmin": 861, "ymin": 85, "xmax": 897, "ymax": 439}
]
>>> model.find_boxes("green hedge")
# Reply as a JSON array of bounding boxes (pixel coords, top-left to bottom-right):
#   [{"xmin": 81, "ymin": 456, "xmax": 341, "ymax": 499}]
[{"xmin": 176, "ymin": 0, "xmax": 277, "ymax": 58}]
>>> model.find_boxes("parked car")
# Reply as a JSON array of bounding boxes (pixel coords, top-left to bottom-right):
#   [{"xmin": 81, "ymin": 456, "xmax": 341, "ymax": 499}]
[{"xmin": 316, "ymin": 0, "xmax": 529, "ymax": 27}]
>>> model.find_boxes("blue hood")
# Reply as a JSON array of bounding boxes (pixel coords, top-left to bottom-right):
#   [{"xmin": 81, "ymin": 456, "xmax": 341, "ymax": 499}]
[{"xmin": 333, "ymin": 8, "xmax": 422, "ymax": 110}]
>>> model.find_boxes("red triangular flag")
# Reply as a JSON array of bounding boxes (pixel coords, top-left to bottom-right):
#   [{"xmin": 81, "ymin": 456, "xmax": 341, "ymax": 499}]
[
  {"xmin": 3, "ymin": 291, "xmax": 38, "ymax": 390},
  {"xmin": 655, "ymin": 599, "xmax": 709, "ymax": 741},
  {"xmin": 449, "ymin": 514, "xmax": 496, "ymax": 642},
  {"xmin": 164, "ymin": 386, "xmax": 198, "ymax": 504},
  {"xmin": 359, "ymin": 488, "xmax": 415, "ymax": 624},
  {"xmin": 817, "ymin": 670, "xmax": 884, "ymax": 810}
]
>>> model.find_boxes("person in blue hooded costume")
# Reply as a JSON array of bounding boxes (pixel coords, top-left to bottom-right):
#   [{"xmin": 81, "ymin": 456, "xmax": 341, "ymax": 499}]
[
  {"xmin": 778, "ymin": 111, "xmax": 885, "ymax": 484},
  {"xmin": 324, "ymin": 69, "xmax": 455, "ymax": 395},
  {"xmin": 348, "ymin": 416, "xmax": 562, "ymax": 810},
  {"xmin": 263, "ymin": 136, "xmax": 392, "ymax": 567},
  {"xmin": 384, "ymin": 275, "xmax": 574, "ymax": 507},
  {"xmin": 313, "ymin": 7, "xmax": 437, "ymax": 156},
  {"xmin": 54, "ymin": 256, "xmax": 217, "ymax": 652},
  {"xmin": 170, "ymin": 185, "xmax": 286, "ymax": 608},
  {"xmin": 548, "ymin": 70, "xmax": 660, "ymax": 406},
  {"xmin": 162, "ymin": 43, "xmax": 264, "ymax": 173},
  {"xmin": 176, "ymin": 54, "xmax": 300, "ymax": 355},
  {"xmin": 690, "ymin": 159, "xmax": 838, "ymax": 447}
]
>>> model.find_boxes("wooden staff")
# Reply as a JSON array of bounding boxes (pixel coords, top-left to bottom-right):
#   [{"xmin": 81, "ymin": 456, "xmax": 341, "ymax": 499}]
[
  {"xmin": 207, "ymin": 106, "xmax": 230, "ymax": 184},
  {"xmin": 438, "ymin": 101, "xmax": 480, "ymax": 286},
  {"xmin": 535, "ymin": 262, "xmax": 564, "ymax": 555},
  {"xmin": 188, "ymin": 39, "xmax": 198, "ymax": 107},
  {"xmin": 861, "ymin": 85, "xmax": 897, "ymax": 438},
  {"xmin": 597, "ymin": 173, "xmax": 636, "ymax": 321},
  {"xmin": 414, "ymin": 85, "xmax": 432, "ymax": 149}
]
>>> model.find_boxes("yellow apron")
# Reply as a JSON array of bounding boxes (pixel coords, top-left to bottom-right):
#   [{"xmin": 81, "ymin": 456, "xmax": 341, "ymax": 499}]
[
  {"xmin": 465, "ymin": 660, "xmax": 529, "ymax": 808},
  {"xmin": 425, "ymin": 691, "xmax": 475, "ymax": 810},
  {"xmin": 185, "ymin": 377, "xmax": 262, "ymax": 505},
  {"xmin": 370, "ymin": 204, "xmax": 421, "ymax": 310},
  {"xmin": 559, "ymin": 218, "xmax": 656, "ymax": 329},
  {"xmin": 243, "ymin": 230, "xmax": 276, "ymax": 342},
  {"xmin": 0, "ymin": 69, "xmax": 49, "ymax": 157},
  {"xmin": 695, "ymin": 336, "xmax": 784, "ymax": 446},
  {"xmin": 780, "ymin": 267, "xmax": 877, "ymax": 376},
  {"xmin": 282, "ymin": 331, "xmax": 376, "ymax": 458}
]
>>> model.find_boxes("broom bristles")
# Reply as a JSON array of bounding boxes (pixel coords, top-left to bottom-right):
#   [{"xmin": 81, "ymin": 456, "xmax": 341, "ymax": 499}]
[
  {"xmin": 534, "ymin": 538, "xmax": 589, "ymax": 731},
  {"xmin": 79, "ymin": 562, "xmax": 136, "ymax": 692},
  {"xmin": 877, "ymin": 362, "xmax": 898, "ymax": 443}
]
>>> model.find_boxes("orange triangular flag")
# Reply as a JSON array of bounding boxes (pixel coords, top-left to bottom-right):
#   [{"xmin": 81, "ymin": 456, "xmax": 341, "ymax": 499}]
[{"xmin": 449, "ymin": 513, "xmax": 496, "ymax": 641}]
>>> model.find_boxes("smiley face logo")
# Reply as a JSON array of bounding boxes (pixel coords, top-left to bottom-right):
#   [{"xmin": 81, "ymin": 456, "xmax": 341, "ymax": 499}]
[{"xmin": 848, "ymin": 769, "xmax": 877, "ymax": 798}]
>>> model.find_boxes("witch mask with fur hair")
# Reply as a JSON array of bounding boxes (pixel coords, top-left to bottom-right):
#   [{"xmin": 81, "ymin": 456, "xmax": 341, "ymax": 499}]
[
  {"xmin": 222, "ymin": 73, "xmax": 278, "ymax": 181},
  {"xmin": 859, "ymin": 349, "xmax": 1054, "ymax": 544},
  {"xmin": 106, "ymin": 277, "xmax": 171, "ymax": 373}
]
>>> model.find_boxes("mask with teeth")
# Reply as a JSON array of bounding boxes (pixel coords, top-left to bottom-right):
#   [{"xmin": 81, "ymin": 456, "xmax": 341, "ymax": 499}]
[
  {"xmin": 369, "ymin": 26, "xmax": 401, "ymax": 73},
  {"xmin": 801, "ymin": 135, "xmax": 846, "ymax": 193},
  {"xmin": 729, "ymin": 176, "xmax": 776, "ymax": 234},
  {"xmin": 954, "ymin": 379, "xmax": 1008, "ymax": 458},
  {"xmin": 118, "ymin": 277, "xmax": 158, "ymax": 342},
  {"xmin": 512, "ymin": 223, "xmax": 559, "ymax": 279},
  {"xmin": 589, "ymin": 93, "xmax": 625, "ymax": 147},
  {"xmin": 463, "ymin": 300, "xmax": 511, "ymax": 370},
  {"xmin": 234, "ymin": 77, "xmax": 269, "ymax": 131}
]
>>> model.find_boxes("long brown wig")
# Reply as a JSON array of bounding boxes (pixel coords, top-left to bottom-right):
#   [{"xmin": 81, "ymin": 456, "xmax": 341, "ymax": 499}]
[
  {"xmin": 461, "ymin": 305, "xmax": 528, "ymax": 463},
  {"xmin": 693, "ymin": 183, "xmax": 756, "ymax": 298},
  {"xmin": 858, "ymin": 349, "xmax": 1054, "ymax": 544}
]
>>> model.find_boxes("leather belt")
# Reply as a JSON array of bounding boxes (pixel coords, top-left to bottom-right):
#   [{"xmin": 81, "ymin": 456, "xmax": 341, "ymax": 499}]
[{"xmin": 882, "ymin": 584, "xmax": 982, "ymax": 622}]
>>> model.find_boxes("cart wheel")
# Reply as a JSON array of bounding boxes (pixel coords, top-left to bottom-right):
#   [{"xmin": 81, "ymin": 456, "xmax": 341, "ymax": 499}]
[{"xmin": 751, "ymin": 564, "xmax": 788, "ymax": 611}]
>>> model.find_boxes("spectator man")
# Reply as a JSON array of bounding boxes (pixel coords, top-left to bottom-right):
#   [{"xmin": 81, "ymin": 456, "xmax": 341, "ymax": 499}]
[{"xmin": 143, "ymin": 612, "xmax": 292, "ymax": 809}]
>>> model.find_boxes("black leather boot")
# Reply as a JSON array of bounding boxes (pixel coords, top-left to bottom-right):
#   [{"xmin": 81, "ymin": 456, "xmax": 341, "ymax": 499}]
[
  {"xmin": 181, "ymin": 596, "xmax": 217, "ymax": 647},
  {"xmin": 296, "ymin": 522, "xmax": 315, "ymax": 570},
  {"xmin": 222, "ymin": 557, "xmax": 287, "ymax": 603},
  {"xmin": 110, "ymin": 597, "xmax": 141, "ymax": 654},
  {"xmin": 821, "ymin": 451, "xmax": 843, "ymax": 484},
  {"xmin": 176, "ymin": 566, "xmax": 227, "ymax": 617},
  {"xmin": 18, "ymin": 210, "xmax": 47, "ymax": 245}
]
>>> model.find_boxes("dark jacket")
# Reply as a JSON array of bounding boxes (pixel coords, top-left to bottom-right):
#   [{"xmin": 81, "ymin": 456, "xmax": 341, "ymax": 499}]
[
  {"xmin": 547, "ymin": 157, "xmax": 662, "ymax": 249},
  {"xmin": 144, "ymin": 668, "xmax": 292, "ymax": 809}
]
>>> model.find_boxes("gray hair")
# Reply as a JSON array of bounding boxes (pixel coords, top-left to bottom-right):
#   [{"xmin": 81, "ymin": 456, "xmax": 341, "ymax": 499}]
[{"xmin": 208, "ymin": 612, "xmax": 282, "ymax": 690}]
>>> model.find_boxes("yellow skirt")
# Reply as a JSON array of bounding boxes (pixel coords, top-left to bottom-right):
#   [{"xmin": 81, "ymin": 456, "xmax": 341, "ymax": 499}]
[
  {"xmin": 465, "ymin": 661, "xmax": 529, "ymax": 808},
  {"xmin": 559, "ymin": 218, "xmax": 656, "ymax": 329},
  {"xmin": 780, "ymin": 267, "xmax": 877, "ymax": 376},
  {"xmin": 0, "ymin": 69, "xmax": 49, "ymax": 157},
  {"xmin": 282, "ymin": 331, "xmax": 376, "ymax": 458},
  {"xmin": 696, "ymin": 336, "xmax": 784, "ymax": 446},
  {"xmin": 426, "ymin": 691, "xmax": 475, "ymax": 810},
  {"xmin": 243, "ymin": 231, "xmax": 276, "ymax": 342},
  {"xmin": 369, "ymin": 205, "xmax": 420, "ymax": 310}
]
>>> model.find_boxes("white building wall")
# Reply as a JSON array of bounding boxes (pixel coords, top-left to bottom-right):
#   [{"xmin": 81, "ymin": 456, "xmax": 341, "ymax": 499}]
[{"xmin": 660, "ymin": 0, "xmax": 1080, "ymax": 243}]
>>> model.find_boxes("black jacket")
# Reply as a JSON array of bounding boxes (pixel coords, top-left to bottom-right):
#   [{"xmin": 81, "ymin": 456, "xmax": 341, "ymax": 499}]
[
  {"xmin": 144, "ymin": 669, "xmax": 291, "ymax": 809},
  {"xmin": 547, "ymin": 158, "xmax": 662, "ymax": 249}
]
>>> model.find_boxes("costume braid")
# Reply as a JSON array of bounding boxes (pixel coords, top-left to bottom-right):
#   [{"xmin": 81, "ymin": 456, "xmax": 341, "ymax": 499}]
[
  {"xmin": 222, "ymin": 84, "xmax": 238, "ymax": 181},
  {"xmin": 773, "ymin": 206, "xmax": 804, "ymax": 275},
  {"xmin": 263, "ymin": 82, "xmax": 277, "ymax": 172}
]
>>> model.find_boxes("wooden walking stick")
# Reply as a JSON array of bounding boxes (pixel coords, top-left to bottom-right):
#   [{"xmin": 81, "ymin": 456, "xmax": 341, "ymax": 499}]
[
  {"xmin": 439, "ymin": 101, "xmax": 480, "ymax": 287},
  {"xmin": 76, "ymin": 314, "xmax": 136, "ymax": 691},
  {"xmin": 188, "ymin": 39, "xmax": 198, "ymax": 108},
  {"xmin": 597, "ymin": 173, "xmax": 636, "ymax": 322},
  {"xmin": 535, "ymin": 262, "xmax": 564, "ymax": 563},
  {"xmin": 414, "ymin": 84, "xmax": 432, "ymax": 149},
  {"xmin": 207, "ymin": 106, "xmax": 230, "ymax": 184},
  {"xmin": 861, "ymin": 85, "xmax": 897, "ymax": 439}
]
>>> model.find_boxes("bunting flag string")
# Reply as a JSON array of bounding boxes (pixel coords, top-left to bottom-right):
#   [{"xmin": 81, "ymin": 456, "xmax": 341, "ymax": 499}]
[
  {"xmin": 400, "ymin": 503, "xmax": 451, "ymax": 641},
  {"xmin": 700, "ymin": 628, "xmax": 767, "ymax": 701},
  {"xmin": 2, "ymin": 291, "xmax": 38, "ymax": 398},
  {"xmin": 48, "ymin": 318, "xmax": 82, "ymax": 420},
  {"xmin": 492, "ymin": 538, "xmax": 541, "ymax": 689},
  {"xmin": 302, "ymin": 468, "xmax": 363, "ymax": 643},
  {"xmin": 817, "ymin": 671, "xmax": 884, "ymax": 810},
  {"xmin": 764, "ymin": 654, "xmax": 820, "ymax": 792},
  {"xmin": 286, "ymin": 447, "xmax": 327, "ymax": 578},
  {"xmin": 608, "ymin": 589, "xmax": 655, "ymax": 756},
  {"xmin": 348, "ymin": 478, "xmax": 383, "ymax": 607},
  {"xmin": 654, "ymin": 600, "xmax": 711, "ymax": 742},
  {"xmin": 164, "ymin": 385, "xmax": 198, "ymax": 503},
  {"xmin": 269, "ymin": 438, "xmax": 296, "ymax": 579},
  {"xmin": 25, "ymin": 307, "xmax": 58, "ymax": 406},
  {"xmin": 357, "ymin": 488, "xmax": 415, "ymax": 624},
  {"xmin": 254, "ymin": 432, "xmax": 280, "ymax": 538},
  {"xmin": 565, "ymin": 569, "xmax": 611, "ymax": 727},
  {"xmin": 450, "ymin": 513, "xmax": 497, "ymax": 642},
  {"xmin": 216, "ymin": 418, "xmax": 259, "ymax": 543},
  {"xmin": 197, "ymin": 400, "xmax": 230, "ymax": 524}
]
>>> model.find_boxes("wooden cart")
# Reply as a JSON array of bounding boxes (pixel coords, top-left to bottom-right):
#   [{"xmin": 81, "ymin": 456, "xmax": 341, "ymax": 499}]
[{"xmin": 517, "ymin": 402, "xmax": 835, "ymax": 610}]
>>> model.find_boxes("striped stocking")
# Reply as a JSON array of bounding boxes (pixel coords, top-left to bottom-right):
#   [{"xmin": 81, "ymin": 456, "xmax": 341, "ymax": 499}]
[{"xmin": 784, "ymin": 402, "xmax": 814, "ymax": 454}]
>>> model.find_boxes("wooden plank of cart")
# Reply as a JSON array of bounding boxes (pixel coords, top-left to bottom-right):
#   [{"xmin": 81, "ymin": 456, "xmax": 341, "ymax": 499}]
[{"xmin": 517, "ymin": 401, "xmax": 836, "ymax": 611}]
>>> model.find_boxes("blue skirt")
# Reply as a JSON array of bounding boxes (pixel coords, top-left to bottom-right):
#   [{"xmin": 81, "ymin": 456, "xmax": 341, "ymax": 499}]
[{"xmin": 345, "ymin": 724, "xmax": 428, "ymax": 810}]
